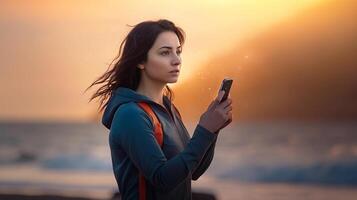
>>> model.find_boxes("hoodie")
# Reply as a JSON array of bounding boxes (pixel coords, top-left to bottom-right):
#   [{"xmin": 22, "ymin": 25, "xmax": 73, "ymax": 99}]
[{"xmin": 102, "ymin": 87, "xmax": 218, "ymax": 200}]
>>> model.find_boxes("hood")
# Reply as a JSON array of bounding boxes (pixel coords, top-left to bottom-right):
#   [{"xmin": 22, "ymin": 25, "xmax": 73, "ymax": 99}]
[{"xmin": 102, "ymin": 87, "xmax": 171, "ymax": 129}]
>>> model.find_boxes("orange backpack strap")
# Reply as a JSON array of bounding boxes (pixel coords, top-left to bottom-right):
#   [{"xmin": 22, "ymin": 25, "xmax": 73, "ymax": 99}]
[
  {"xmin": 137, "ymin": 102, "xmax": 163, "ymax": 147},
  {"xmin": 137, "ymin": 102, "xmax": 164, "ymax": 200}
]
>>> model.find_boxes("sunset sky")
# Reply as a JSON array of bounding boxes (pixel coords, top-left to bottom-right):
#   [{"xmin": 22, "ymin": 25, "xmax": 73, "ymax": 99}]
[{"xmin": 0, "ymin": 0, "xmax": 325, "ymax": 122}]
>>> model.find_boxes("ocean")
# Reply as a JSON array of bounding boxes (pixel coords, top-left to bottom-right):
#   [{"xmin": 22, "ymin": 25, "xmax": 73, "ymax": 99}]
[{"xmin": 0, "ymin": 121, "xmax": 357, "ymax": 200}]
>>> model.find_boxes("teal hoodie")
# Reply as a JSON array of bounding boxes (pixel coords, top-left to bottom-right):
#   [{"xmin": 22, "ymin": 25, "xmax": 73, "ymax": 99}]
[{"xmin": 102, "ymin": 87, "xmax": 218, "ymax": 200}]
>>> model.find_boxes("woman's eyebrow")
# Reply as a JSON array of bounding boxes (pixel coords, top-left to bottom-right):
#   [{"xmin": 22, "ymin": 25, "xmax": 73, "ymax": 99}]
[{"xmin": 158, "ymin": 46, "xmax": 182, "ymax": 50}]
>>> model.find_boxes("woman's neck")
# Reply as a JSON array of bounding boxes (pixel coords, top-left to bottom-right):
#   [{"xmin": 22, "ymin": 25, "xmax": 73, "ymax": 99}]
[{"xmin": 136, "ymin": 79, "xmax": 166, "ymax": 107}]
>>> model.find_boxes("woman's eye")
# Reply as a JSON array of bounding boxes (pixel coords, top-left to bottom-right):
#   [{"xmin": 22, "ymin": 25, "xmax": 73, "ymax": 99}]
[
  {"xmin": 160, "ymin": 50, "xmax": 182, "ymax": 56},
  {"xmin": 161, "ymin": 51, "xmax": 169, "ymax": 55}
]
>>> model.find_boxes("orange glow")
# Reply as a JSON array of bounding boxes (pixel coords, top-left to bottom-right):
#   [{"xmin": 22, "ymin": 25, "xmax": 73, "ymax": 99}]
[{"xmin": 0, "ymin": 0, "xmax": 326, "ymax": 121}]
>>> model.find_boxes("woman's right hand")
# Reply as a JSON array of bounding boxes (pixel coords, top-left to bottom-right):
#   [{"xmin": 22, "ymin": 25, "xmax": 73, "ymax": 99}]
[{"xmin": 198, "ymin": 90, "xmax": 233, "ymax": 134}]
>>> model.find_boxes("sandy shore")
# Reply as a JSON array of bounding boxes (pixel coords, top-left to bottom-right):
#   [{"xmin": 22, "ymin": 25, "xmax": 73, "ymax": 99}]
[
  {"xmin": 0, "ymin": 193, "xmax": 104, "ymax": 200},
  {"xmin": 0, "ymin": 191, "xmax": 217, "ymax": 200}
]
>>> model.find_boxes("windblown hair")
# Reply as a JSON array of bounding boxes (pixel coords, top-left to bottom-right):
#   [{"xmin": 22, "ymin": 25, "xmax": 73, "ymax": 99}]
[{"xmin": 85, "ymin": 19, "xmax": 185, "ymax": 112}]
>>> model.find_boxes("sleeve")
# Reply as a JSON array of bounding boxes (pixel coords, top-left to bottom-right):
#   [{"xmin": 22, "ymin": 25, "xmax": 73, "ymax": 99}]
[
  {"xmin": 191, "ymin": 134, "xmax": 218, "ymax": 180},
  {"xmin": 110, "ymin": 103, "xmax": 218, "ymax": 192}
]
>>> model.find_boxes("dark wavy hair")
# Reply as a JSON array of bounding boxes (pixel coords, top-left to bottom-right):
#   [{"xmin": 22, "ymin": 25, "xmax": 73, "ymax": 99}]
[{"xmin": 85, "ymin": 19, "xmax": 186, "ymax": 112}]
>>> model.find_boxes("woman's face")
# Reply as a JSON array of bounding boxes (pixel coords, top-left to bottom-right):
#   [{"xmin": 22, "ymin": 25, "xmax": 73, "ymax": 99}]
[{"xmin": 139, "ymin": 31, "xmax": 182, "ymax": 84}]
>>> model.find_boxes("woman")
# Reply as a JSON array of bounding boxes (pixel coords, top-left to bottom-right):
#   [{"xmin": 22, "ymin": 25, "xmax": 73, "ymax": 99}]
[{"xmin": 87, "ymin": 19, "xmax": 233, "ymax": 200}]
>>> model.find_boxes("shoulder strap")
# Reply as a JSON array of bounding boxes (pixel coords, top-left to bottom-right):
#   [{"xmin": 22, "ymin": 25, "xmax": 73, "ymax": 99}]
[
  {"xmin": 137, "ymin": 102, "xmax": 163, "ymax": 147},
  {"xmin": 171, "ymin": 104, "xmax": 182, "ymax": 120},
  {"xmin": 136, "ymin": 102, "xmax": 164, "ymax": 200}
]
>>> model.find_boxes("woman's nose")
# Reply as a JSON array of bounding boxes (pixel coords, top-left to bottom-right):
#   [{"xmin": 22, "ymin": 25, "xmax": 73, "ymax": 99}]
[{"xmin": 171, "ymin": 54, "xmax": 181, "ymax": 66}]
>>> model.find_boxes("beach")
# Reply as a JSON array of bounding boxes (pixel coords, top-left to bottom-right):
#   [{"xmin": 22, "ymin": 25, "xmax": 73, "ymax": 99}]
[{"xmin": 1, "ymin": 121, "xmax": 357, "ymax": 199}]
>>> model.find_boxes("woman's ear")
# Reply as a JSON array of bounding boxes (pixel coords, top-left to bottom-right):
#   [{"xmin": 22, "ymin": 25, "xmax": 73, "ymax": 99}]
[{"xmin": 138, "ymin": 63, "xmax": 145, "ymax": 70}]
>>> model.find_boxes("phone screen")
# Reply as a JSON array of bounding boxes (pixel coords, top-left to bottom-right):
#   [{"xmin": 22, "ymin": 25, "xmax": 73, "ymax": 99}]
[{"xmin": 219, "ymin": 78, "xmax": 233, "ymax": 103}]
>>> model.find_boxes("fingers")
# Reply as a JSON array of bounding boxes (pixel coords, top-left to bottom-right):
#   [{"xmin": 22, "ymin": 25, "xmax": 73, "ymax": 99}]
[
  {"xmin": 220, "ymin": 115, "xmax": 232, "ymax": 129},
  {"xmin": 218, "ymin": 97, "xmax": 232, "ymax": 109},
  {"xmin": 224, "ymin": 105, "xmax": 233, "ymax": 112},
  {"xmin": 218, "ymin": 105, "xmax": 232, "ymax": 122},
  {"xmin": 208, "ymin": 90, "xmax": 225, "ymax": 111},
  {"xmin": 216, "ymin": 90, "xmax": 225, "ymax": 103}
]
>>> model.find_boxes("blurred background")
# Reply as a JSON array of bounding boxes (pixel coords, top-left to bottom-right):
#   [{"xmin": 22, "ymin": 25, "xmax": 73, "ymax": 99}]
[{"xmin": 1, "ymin": 0, "xmax": 357, "ymax": 199}]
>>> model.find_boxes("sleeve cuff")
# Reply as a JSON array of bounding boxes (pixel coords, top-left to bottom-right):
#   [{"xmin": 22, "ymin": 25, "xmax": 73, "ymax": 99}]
[{"xmin": 196, "ymin": 124, "xmax": 218, "ymax": 141}]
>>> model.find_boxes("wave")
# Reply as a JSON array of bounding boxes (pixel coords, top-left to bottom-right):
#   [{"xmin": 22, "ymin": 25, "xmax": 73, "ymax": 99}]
[
  {"xmin": 218, "ymin": 160, "xmax": 357, "ymax": 185},
  {"xmin": 40, "ymin": 154, "xmax": 112, "ymax": 172}
]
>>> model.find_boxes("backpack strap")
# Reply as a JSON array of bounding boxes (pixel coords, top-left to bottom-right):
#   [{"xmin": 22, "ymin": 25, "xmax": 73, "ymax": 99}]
[
  {"xmin": 171, "ymin": 104, "xmax": 182, "ymax": 121},
  {"xmin": 137, "ymin": 102, "xmax": 164, "ymax": 146},
  {"xmin": 137, "ymin": 102, "xmax": 164, "ymax": 200}
]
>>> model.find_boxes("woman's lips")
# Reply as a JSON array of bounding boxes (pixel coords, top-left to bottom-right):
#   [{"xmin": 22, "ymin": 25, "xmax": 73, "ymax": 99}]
[{"xmin": 169, "ymin": 70, "xmax": 180, "ymax": 75}]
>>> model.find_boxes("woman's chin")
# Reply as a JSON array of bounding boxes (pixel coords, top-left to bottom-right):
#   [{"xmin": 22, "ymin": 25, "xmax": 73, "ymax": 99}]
[
  {"xmin": 166, "ymin": 77, "xmax": 179, "ymax": 83},
  {"xmin": 167, "ymin": 79, "xmax": 178, "ymax": 84}
]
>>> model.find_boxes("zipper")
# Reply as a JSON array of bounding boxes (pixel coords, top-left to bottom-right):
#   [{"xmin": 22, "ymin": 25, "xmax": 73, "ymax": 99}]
[
  {"xmin": 153, "ymin": 102, "xmax": 175, "ymax": 121},
  {"xmin": 150, "ymin": 102, "xmax": 186, "ymax": 146}
]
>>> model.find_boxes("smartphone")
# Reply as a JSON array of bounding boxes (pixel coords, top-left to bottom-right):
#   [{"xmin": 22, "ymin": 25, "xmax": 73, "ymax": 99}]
[{"xmin": 219, "ymin": 78, "xmax": 233, "ymax": 103}]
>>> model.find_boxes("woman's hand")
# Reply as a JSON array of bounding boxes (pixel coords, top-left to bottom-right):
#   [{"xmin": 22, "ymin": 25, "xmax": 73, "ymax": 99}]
[{"xmin": 198, "ymin": 90, "xmax": 233, "ymax": 134}]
